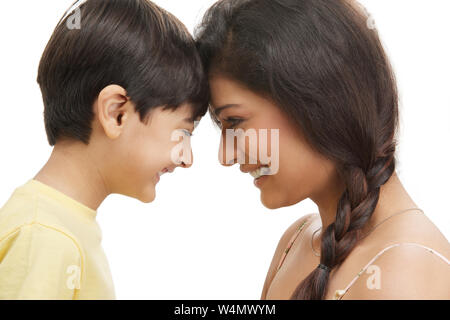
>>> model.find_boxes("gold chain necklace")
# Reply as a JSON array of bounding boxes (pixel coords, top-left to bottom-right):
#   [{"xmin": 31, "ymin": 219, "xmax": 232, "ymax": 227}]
[{"xmin": 310, "ymin": 207, "xmax": 424, "ymax": 257}]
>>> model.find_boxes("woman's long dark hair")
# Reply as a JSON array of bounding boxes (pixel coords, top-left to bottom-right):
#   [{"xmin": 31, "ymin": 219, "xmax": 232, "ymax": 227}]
[{"xmin": 195, "ymin": 0, "xmax": 399, "ymax": 299}]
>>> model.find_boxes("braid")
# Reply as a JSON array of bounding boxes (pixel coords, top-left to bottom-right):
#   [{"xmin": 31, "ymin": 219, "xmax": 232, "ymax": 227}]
[{"xmin": 290, "ymin": 148, "xmax": 396, "ymax": 300}]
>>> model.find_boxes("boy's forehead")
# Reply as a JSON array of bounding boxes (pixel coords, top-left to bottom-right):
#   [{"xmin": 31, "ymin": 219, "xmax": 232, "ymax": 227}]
[
  {"xmin": 158, "ymin": 104, "xmax": 199, "ymax": 127},
  {"xmin": 180, "ymin": 102, "xmax": 205, "ymax": 123},
  {"xmin": 178, "ymin": 103, "xmax": 196, "ymax": 120}
]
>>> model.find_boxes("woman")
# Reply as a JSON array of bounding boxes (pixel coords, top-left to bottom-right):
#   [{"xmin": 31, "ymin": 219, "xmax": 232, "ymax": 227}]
[{"xmin": 195, "ymin": 0, "xmax": 450, "ymax": 299}]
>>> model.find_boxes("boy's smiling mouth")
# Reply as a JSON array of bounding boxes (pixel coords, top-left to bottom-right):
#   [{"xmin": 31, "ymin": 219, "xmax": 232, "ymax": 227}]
[
  {"xmin": 158, "ymin": 167, "xmax": 174, "ymax": 177},
  {"xmin": 155, "ymin": 167, "xmax": 175, "ymax": 183}
]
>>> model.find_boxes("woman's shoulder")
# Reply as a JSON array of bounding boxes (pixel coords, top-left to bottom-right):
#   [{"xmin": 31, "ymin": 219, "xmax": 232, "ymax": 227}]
[
  {"xmin": 336, "ymin": 213, "xmax": 450, "ymax": 299},
  {"xmin": 272, "ymin": 212, "xmax": 318, "ymax": 267},
  {"xmin": 260, "ymin": 212, "xmax": 317, "ymax": 299},
  {"xmin": 279, "ymin": 213, "xmax": 318, "ymax": 246},
  {"xmin": 361, "ymin": 212, "xmax": 450, "ymax": 259},
  {"xmin": 340, "ymin": 240, "xmax": 450, "ymax": 299}
]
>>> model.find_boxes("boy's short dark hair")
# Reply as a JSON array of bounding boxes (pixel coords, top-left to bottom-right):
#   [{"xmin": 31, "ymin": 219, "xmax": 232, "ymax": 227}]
[{"xmin": 37, "ymin": 0, "xmax": 209, "ymax": 146}]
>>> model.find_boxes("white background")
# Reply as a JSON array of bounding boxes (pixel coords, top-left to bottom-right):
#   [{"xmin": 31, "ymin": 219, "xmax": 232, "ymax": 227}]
[{"xmin": 0, "ymin": 0, "xmax": 448, "ymax": 299}]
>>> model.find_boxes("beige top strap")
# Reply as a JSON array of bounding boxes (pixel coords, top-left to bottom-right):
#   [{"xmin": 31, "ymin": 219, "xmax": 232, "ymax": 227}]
[
  {"xmin": 276, "ymin": 217, "xmax": 312, "ymax": 271},
  {"xmin": 334, "ymin": 242, "xmax": 450, "ymax": 300}
]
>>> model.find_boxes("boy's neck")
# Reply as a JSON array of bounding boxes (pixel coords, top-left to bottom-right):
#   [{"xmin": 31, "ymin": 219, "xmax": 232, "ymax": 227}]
[{"xmin": 34, "ymin": 140, "xmax": 110, "ymax": 212}]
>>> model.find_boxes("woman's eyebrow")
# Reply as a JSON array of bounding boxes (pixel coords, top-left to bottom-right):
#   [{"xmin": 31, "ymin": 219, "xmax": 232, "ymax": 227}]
[{"xmin": 214, "ymin": 104, "xmax": 241, "ymax": 117}]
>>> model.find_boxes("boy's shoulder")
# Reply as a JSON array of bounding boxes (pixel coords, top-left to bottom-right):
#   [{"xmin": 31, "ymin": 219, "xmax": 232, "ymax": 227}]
[
  {"xmin": 0, "ymin": 182, "xmax": 80, "ymax": 250},
  {"xmin": 0, "ymin": 214, "xmax": 82, "ymax": 300}
]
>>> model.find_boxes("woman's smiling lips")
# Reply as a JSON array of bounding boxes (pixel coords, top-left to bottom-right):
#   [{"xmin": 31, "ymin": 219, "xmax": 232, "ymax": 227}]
[
  {"xmin": 254, "ymin": 174, "xmax": 269, "ymax": 188},
  {"xmin": 240, "ymin": 165, "xmax": 272, "ymax": 188}
]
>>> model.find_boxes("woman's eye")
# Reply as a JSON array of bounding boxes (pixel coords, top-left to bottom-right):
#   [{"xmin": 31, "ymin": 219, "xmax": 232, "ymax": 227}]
[
  {"xmin": 209, "ymin": 113, "xmax": 223, "ymax": 129},
  {"xmin": 224, "ymin": 117, "xmax": 244, "ymax": 129},
  {"xmin": 213, "ymin": 118, "xmax": 223, "ymax": 129}
]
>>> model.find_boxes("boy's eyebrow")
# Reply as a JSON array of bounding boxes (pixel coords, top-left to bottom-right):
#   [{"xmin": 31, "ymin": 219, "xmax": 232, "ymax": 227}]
[
  {"xmin": 182, "ymin": 117, "xmax": 195, "ymax": 124},
  {"xmin": 214, "ymin": 104, "xmax": 241, "ymax": 117}
]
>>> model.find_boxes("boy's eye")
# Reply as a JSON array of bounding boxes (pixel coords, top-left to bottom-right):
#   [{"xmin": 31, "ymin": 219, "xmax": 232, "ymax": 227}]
[
  {"xmin": 224, "ymin": 117, "xmax": 244, "ymax": 129},
  {"xmin": 181, "ymin": 129, "xmax": 193, "ymax": 137}
]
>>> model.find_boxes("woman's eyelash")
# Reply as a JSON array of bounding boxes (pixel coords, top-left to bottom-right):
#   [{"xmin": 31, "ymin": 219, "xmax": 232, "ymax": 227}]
[
  {"xmin": 224, "ymin": 117, "xmax": 244, "ymax": 128},
  {"xmin": 213, "ymin": 117, "xmax": 222, "ymax": 128}
]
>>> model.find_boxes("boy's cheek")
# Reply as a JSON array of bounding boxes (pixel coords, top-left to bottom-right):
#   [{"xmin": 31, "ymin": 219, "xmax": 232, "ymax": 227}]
[{"xmin": 115, "ymin": 131, "xmax": 178, "ymax": 200}]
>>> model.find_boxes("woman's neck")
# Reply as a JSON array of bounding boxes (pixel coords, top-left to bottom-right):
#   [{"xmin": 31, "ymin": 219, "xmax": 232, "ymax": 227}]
[{"xmin": 312, "ymin": 171, "xmax": 419, "ymax": 251}]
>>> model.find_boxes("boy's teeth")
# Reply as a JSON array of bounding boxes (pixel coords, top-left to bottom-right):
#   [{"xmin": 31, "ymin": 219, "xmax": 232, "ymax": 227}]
[{"xmin": 250, "ymin": 166, "xmax": 271, "ymax": 179}]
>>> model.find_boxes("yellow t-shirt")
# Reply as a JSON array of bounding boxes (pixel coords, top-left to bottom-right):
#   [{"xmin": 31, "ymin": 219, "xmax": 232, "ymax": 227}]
[{"xmin": 0, "ymin": 179, "xmax": 115, "ymax": 299}]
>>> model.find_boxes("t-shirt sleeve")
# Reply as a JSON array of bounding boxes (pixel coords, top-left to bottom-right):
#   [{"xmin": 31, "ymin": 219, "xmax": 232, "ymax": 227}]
[{"xmin": 0, "ymin": 223, "xmax": 82, "ymax": 299}]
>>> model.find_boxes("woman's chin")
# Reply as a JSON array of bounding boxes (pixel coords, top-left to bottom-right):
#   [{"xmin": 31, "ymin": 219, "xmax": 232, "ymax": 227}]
[
  {"xmin": 260, "ymin": 194, "xmax": 283, "ymax": 209},
  {"xmin": 260, "ymin": 192, "xmax": 303, "ymax": 210}
]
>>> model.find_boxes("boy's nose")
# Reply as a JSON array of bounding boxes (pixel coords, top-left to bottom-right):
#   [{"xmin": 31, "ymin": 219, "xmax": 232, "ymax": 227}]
[
  {"xmin": 180, "ymin": 149, "xmax": 193, "ymax": 168},
  {"xmin": 180, "ymin": 160, "xmax": 192, "ymax": 169}
]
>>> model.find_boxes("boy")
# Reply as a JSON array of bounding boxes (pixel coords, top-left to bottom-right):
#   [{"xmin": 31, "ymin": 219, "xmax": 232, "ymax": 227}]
[{"xmin": 0, "ymin": 0, "xmax": 208, "ymax": 299}]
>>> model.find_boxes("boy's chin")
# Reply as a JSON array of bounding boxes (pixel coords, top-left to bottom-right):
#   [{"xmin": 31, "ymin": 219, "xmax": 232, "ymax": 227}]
[
  {"xmin": 140, "ymin": 195, "xmax": 155, "ymax": 204},
  {"xmin": 137, "ymin": 186, "xmax": 156, "ymax": 203}
]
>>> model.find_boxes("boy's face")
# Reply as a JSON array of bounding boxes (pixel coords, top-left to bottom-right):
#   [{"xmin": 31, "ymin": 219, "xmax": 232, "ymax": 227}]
[
  {"xmin": 119, "ymin": 104, "xmax": 196, "ymax": 203},
  {"xmin": 93, "ymin": 86, "xmax": 197, "ymax": 203}
]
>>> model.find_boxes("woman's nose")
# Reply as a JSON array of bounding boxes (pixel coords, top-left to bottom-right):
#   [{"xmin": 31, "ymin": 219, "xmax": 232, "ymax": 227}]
[{"xmin": 218, "ymin": 131, "xmax": 237, "ymax": 166}]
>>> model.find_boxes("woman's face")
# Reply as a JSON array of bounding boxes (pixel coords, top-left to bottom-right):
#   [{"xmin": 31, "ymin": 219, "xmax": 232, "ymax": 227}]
[{"xmin": 209, "ymin": 75, "xmax": 338, "ymax": 209}]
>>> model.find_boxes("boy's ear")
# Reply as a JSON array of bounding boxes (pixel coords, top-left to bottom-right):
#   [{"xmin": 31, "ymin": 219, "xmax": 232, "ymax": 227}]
[{"xmin": 96, "ymin": 84, "xmax": 132, "ymax": 140}]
